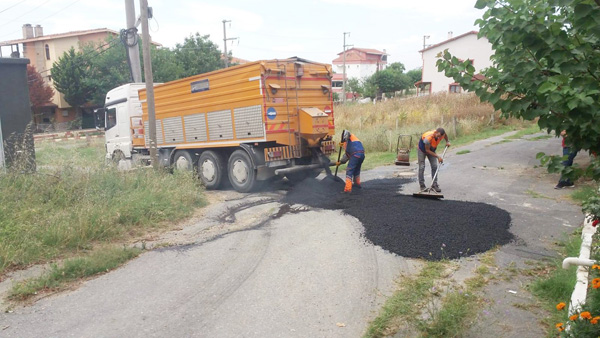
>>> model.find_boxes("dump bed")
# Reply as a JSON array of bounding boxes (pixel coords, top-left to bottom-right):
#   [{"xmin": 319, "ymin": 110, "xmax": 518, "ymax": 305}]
[{"xmin": 137, "ymin": 57, "xmax": 336, "ymax": 160}]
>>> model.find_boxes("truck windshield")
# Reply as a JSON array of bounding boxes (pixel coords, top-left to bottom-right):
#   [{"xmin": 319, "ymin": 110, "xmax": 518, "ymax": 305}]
[{"xmin": 105, "ymin": 108, "xmax": 117, "ymax": 130}]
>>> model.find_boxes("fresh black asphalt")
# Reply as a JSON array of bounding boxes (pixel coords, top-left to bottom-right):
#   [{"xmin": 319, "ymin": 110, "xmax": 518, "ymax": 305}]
[{"xmin": 283, "ymin": 177, "xmax": 513, "ymax": 260}]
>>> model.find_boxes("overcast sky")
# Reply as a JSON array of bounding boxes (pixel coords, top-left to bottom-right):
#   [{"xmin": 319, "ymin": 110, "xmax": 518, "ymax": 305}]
[{"xmin": 0, "ymin": 0, "xmax": 485, "ymax": 70}]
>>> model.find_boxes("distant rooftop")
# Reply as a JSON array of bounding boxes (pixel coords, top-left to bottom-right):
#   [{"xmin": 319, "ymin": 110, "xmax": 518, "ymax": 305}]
[{"xmin": 0, "ymin": 28, "xmax": 119, "ymax": 46}]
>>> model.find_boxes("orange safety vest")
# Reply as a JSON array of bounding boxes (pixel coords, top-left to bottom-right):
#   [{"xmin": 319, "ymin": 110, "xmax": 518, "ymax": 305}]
[{"xmin": 419, "ymin": 130, "xmax": 442, "ymax": 152}]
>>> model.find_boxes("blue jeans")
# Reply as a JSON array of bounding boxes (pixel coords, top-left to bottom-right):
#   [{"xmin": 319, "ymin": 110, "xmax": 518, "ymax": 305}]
[{"xmin": 559, "ymin": 147, "xmax": 578, "ymax": 184}]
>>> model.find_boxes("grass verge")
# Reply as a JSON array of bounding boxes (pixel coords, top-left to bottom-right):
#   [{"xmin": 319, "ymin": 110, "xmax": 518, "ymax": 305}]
[
  {"xmin": 0, "ymin": 139, "xmax": 206, "ymax": 276},
  {"xmin": 363, "ymin": 261, "xmax": 446, "ymax": 338},
  {"xmin": 8, "ymin": 246, "xmax": 142, "ymax": 301},
  {"xmin": 529, "ymin": 231, "xmax": 582, "ymax": 337}
]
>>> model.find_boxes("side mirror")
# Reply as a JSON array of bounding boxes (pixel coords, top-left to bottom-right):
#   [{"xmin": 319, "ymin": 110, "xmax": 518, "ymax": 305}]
[{"xmin": 94, "ymin": 108, "xmax": 106, "ymax": 130}]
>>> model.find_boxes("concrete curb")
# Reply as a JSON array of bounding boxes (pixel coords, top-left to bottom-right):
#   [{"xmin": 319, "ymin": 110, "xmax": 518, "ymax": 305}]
[{"xmin": 568, "ymin": 214, "xmax": 597, "ymax": 315}]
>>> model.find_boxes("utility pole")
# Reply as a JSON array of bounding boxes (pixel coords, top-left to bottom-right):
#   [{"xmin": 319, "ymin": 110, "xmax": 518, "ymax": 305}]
[
  {"xmin": 342, "ymin": 32, "xmax": 353, "ymax": 103},
  {"xmin": 124, "ymin": 0, "xmax": 142, "ymax": 82},
  {"xmin": 140, "ymin": 0, "xmax": 157, "ymax": 168},
  {"xmin": 423, "ymin": 35, "xmax": 430, "ymax": 51},
  {"xmin": 222, "ymin": 20, "xmax": 238, "ymax": 68}
]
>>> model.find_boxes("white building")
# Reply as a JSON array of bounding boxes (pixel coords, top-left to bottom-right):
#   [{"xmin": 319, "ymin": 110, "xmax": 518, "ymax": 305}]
[
  {"xmin": 417, "ymin": 31, "xmax": 493, "ymax": 95},
  {"xmin": 331, "ymin": 48, "xmax": 387, "ymax": 99}
]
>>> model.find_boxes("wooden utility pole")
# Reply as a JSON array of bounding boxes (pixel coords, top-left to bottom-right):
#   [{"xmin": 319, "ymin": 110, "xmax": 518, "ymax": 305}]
[
  {"xmin": 139, "ymin": 0, "xmax": 157, "ymax": 168},
  {"xmin": 124, "ymin": 0, "xmax": 142, "ymax": 82}
]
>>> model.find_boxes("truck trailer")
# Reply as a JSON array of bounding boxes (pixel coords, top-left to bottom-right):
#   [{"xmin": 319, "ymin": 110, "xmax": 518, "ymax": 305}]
[{"xmin": 103, "ymin": 57, "xmax": 337, "ymax": 192}]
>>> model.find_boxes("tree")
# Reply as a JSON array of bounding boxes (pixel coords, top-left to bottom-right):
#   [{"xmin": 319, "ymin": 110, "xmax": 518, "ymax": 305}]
[
  {"xmin": 370, "ymin": 63, "xmax": 412, "ymax": 96},
  {"xmin": 347, "ymin": 78, "xmax": 363, "ymax": 97},
  {"xmin": 151, "ymin": 46, "xmax": 183, "ymax": 83},
  {"xmin": 82, "ymin": 37, "xmax": 131, "ymax": 106},
  {"xmin": 437, "ymin": 0, "xmax": 600, "ymax": 220},
  {"xmin": 52, "ymin": 47, "xmax": 95, "ymax": 110},
  {"xmin": 27, "ymin": 65, "xmax": 54, "ymax": 108},
  {"xmin": 406, "ymin": 68, "xmax": 422, "ymax": 86},
  {"xmin": 174, "ymin": 33, "xmax": 224, "ymax": 78}
]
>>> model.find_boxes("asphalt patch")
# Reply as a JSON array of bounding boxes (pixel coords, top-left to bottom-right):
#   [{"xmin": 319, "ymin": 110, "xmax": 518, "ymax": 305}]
[{"xmin": 283, "ymin": 177, "xmax": 513, "ymax": 260}]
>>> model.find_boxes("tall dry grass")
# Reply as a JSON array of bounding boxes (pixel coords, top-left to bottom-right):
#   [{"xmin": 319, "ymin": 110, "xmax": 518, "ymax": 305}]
[
  {"xmin": 0, "ymin": 138, "xmax": 205, "ymax": 275},
  {"xmin": 334, "ymin": 93, "xmax": 533, "ymax": 152}
]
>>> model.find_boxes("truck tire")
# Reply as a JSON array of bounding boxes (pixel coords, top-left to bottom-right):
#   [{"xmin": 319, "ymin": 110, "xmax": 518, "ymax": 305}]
[
  {"xmin": 198, "ymin": 150, "xmax": 226, "ymax": 189},
  {"xmin": 228, "ymin": 149, "xmax": 258, "ymax": 193},
  {"xmin": 111, "ymin": 150, "xmax": 125, "ymax": 166},
  {"xmin": 173, "ymin": 150, "xmax": 195, "ymax": 172}
]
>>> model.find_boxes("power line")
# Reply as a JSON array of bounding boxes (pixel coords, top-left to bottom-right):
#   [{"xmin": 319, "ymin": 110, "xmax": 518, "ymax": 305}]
[
  {"xmin": 0, "ymin": 0, "xmax": 50, "ymax": 29},
  {"xmin": 0, "ymin": 0, "xmax": 28, "ymax": 15},
  {"xmin": 0, "ymin": 0, "xmax": 83, "ymax": 38},
  {"xmin": 242, "ymin": 31, "xmax": 338, "ymax": 41}
]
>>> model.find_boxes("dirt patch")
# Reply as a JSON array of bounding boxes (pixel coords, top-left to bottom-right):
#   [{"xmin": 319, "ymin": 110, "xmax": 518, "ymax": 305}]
[{"xmin": 283, "ymin": 177, "xmax": 513, "ymax": 260}]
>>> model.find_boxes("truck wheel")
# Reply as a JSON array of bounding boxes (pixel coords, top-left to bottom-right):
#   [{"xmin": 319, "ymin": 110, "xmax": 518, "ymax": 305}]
[
  {"xmin": 198, "ymin": 151, "xmax": 226, "ymax": 189},
  {"xmin": 173, "ymin": 150, "xmax": 195, "ymax": 172},
  {"xmin": 111, "ymin": 150, "xmax": 125, "ymax": 166},
  {"xmin": 228, "ymin": 150, "xmax": 258, "ymax": 193}
]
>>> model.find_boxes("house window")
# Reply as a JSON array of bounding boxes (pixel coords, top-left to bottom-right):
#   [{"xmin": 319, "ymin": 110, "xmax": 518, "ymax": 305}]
[
  {"xmin": 332, "ymin": 81, "xmax": 343, "ymax": 88},
  {"xmin": 449, "ymin": 84, "xmax": 461, "ymax": 93},
  {"xmin": 45, "ymin": 44, "xmax": 50, "ymax": 60}
]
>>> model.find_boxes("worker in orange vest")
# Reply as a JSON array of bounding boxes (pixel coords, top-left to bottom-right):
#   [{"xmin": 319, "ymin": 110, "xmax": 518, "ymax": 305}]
[
  {"xmin": 337, "ymin": 130, "xmax": 365, "ymax": 193},
  {"xmin": 418, "ymin": 128, "xmax": 450, "ymax": 192}
]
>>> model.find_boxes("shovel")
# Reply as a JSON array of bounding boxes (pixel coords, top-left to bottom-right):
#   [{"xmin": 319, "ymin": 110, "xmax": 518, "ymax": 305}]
[{"xmin": 323, "ymin": 144, "xmax": 345, "ymax": 183}]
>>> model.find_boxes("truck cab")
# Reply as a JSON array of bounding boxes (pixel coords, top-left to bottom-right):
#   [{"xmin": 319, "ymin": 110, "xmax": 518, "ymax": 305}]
[{"xmin": 103, "ymin": 83, "xmax": 146, "ymax": 162}]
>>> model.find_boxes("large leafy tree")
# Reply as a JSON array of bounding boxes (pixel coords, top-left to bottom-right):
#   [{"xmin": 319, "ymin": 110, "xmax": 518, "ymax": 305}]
[
  {"xmin": 52, "ymin": 47, "xmax": 95, "ymax": 111},
  {"xmin": 27, "ymin": 65, "xmax": 54, "ymax": 108},
  {"xmin": 82, "ymin": 37, "xmax": 131, "ymax": 106},
  {"xmin": 406, "ymin": 68, "xmax": 422, "ymax": 86},
  {"xmin": 437, "ymin": 0, "xmax": 600, "ymax": 218},
  {"xmin": 151, "ymin": 46, "xmax": 183, "ymax": 83},
  {"xmin": 174, "ymin": 33, "xmax": 224, "ymax": 78},
  {"xmin": 370, "ymin": 62, "xmax": 412, "ymax": 96}
]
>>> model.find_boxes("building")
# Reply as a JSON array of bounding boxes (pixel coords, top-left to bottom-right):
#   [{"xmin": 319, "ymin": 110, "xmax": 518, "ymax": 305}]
[
  {"xmin": 417, "ymin": 31, "xmax": 493, "ymax": 95},
  {"xmin": 331, "ymin": 48, "xmax": 388, "ymax": 99},
  {"xmin": 0, "ymin": 24, "xmax": 120, "ymax": 131}
]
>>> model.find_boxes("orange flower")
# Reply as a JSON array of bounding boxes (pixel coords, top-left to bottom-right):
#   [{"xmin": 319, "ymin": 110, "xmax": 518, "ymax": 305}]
[
  {"xmin": 556, "ymin": 323, "xmax": 565, "ymax": 331},
  {"xmin": 593, "ymin": 264, "xmax": 600, "ymax": 270},
  {"xmin": 570, "ymin": 314, "xmax": 579, "ymax": 321},
  {"xmin": 591, "ymin": 316, "xmax": 600, "ymax": 325},
  {"xmin": 593, "ymin": 278, "xmax": 600, "ymax": 285},
  {"xmin": 556, "ymin": 302, "xmax": 566, "ymax": 310},
  {"xmin": 581, "ymin": 311, "xmax": 592, "ymax": 320},
  {"xmin": 594, "ymin": 283, "xmax": 600, "ymax": 289}
]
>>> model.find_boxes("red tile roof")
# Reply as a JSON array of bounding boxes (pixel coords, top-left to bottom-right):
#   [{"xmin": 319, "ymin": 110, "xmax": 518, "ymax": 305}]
[
  {"xmin": 419, "ymin": 31, "xmax": 479, "ymax": 53},
  {"xmin": 0, "ymin": 28, "xmax": 119, "ymax": 46},
  {"xmin": 332, "ymin": 47, "xmax": 387, "ymax": 63}
]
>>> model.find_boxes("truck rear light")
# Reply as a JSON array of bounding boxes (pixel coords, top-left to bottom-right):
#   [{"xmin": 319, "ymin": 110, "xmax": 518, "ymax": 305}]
[{"xmin": 324, "ymin": 106, "xmax": 332, "ymax": 114}]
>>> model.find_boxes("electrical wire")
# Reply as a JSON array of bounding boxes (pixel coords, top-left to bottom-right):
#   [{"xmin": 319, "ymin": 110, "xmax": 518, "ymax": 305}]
[
  {"xmin": 0, "ymin": 0, "xmax": 83, "ymax": 38},
  {"xmin": 0, "ymin": 0, "xmax": 50, "ymax": 29},
  {"xmin": 0, "ymin": 0, "xmax": 28, "ymax": 15}
]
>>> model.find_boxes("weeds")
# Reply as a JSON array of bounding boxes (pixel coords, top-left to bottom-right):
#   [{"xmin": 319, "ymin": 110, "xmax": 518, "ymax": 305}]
[
  {"xmin": 0, "ymin": 139, "xmax": 205, "ymax": 275},
  {"xmin": 8, "ymin": 246, "xmax": 142, "ymax": 300}
]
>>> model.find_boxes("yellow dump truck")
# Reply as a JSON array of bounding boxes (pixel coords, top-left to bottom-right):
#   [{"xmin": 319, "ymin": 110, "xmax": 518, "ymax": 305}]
[{"xmin": 103, "ymin": 57, "xmax": 336, "ymax": 192}]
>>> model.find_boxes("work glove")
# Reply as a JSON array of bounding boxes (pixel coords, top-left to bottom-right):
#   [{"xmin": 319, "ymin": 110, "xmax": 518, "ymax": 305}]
[
  {"xmin": 336, "ymin": 161, "xmax": 341, "ymax": 166},
  {"xmin": 438, "ymin": 156, "xmax": 444, "ymax": 163}
]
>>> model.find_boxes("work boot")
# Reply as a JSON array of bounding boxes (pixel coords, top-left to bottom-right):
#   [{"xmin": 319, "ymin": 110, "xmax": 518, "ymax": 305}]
[
  {"xmin": 420, "ymin": 184, "xmax": 427, "ymax": 191},
  {"xmin": 344, "ymin": 178, "xmax": 352, "ymax": 193},
  {"xmin": 353, "ymin": 176, "xmax": 362, "ymax": 189},
  {"xmin": 432, "ymin": 184, "xmax": 442, "ymax": 193}
]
